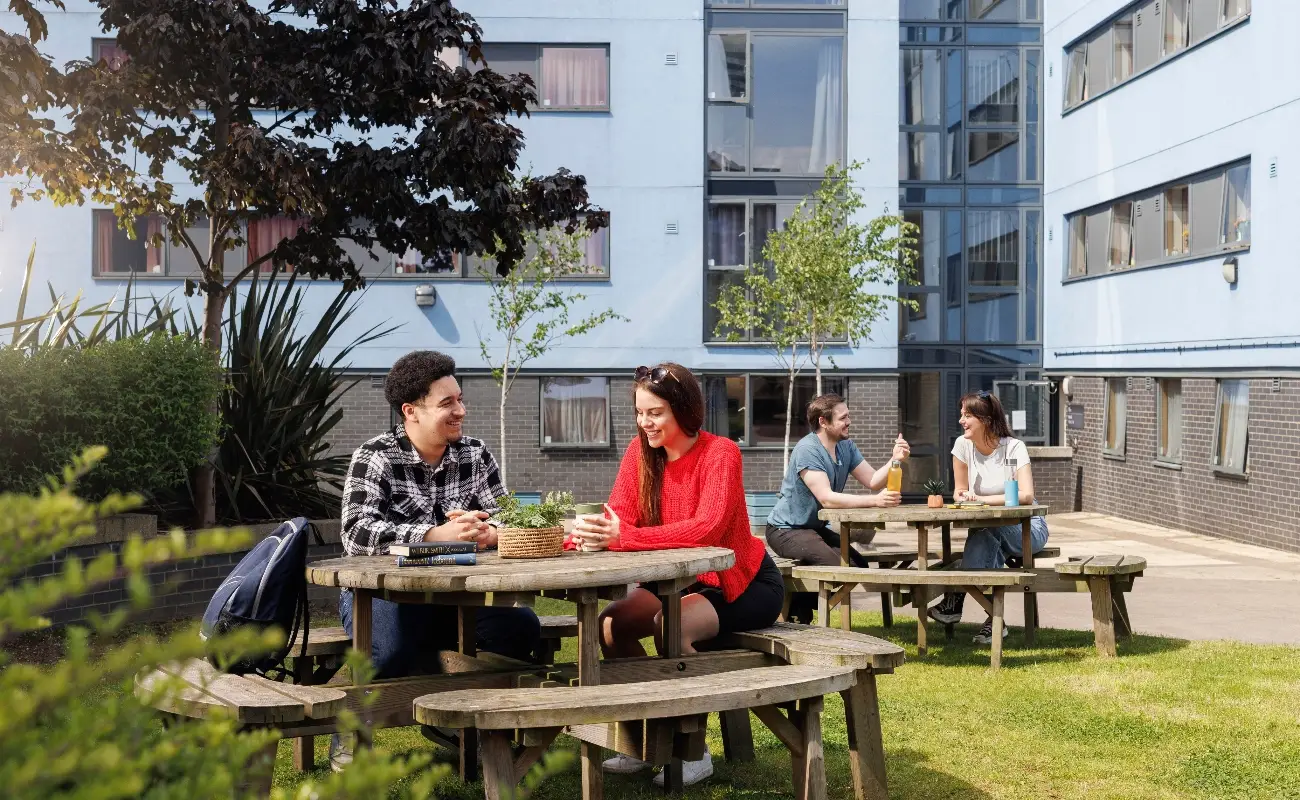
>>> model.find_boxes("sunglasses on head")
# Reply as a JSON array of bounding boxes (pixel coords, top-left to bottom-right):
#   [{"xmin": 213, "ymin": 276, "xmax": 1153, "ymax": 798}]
[{"xmin": 634, "ymin": 365, "xmax": 678, "ymax": 384}]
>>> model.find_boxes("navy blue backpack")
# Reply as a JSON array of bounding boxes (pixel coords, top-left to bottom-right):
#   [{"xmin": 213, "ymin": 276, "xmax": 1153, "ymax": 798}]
[{"xmin": 200, "ymin": 517, "xmax": 322, "ymax": 675}]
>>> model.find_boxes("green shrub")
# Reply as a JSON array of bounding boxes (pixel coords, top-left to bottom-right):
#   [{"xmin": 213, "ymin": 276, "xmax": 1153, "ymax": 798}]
[
  {"xmin": 0, "ymin": 448, "xmax": 444, "ymax": 800},
  {"xmin": 0, "ymin": 337, "xmax": 221, "ymax": 501}
]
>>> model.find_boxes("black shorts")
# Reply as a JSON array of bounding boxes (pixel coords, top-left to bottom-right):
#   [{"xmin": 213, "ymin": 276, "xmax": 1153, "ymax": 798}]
[{"xmin": 687, "ymin": 553, "xmax": 785, "ymax": 635}]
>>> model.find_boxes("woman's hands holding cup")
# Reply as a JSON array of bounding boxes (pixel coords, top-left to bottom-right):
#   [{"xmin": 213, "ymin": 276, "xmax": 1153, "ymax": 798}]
[{"xmin": 573, "ymin": 504, "xmax": 621, "ymax": 551}]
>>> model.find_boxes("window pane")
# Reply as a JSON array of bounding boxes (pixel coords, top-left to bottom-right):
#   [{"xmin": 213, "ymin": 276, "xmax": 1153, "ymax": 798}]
[
  {"xmin": 166, "ymin": 217, "xmax": 218, "ymax": 278},
  {"xmin": 944, "ymin": 49, "xmax": 964, "ymax": 127},
  {"xmin": 905, "ymin": 209, "xmax": 942, "ymax": 285},
  {"xmin": 338, "ymin": 228, "xmax": 395, "ymax": 279},
  {"xmin": 1190, "ymin": 173, "xmax": 1225, "ymax": 255},
  {"xmin": 966, "ymin": 291, "xmax": 1018, "ymax": 342},
  {"xmin": 1133, "ymin": 0, "xmax": 1160, "ymax": 72},
  {"xmin": 967, "ymin": 130, "xmax": 1020, "ymax": 181},
  {"xmin": 901, "ymin": 132, "xmax": 942, "ymax": 180},
  {"xmin": 92, "ymin": 38, "xmax": 128, "ymax": 70},
  {"xmin": 94, "ymin": 210, "xmax": 164, "ymax": 274},
  {"xmin": 1067, "ymin": 215, "xmax": 1086, "ymax": 277},
  {"xmin": 1086, "ymin": 208, "xmax": 1110, "ymax": 276},
  {"xmin": 1223, "ymin": 0, "xmax": 1250, "ymax": 22},
  {"xmin": 707, "ymin": 34, "xmax": 748, "ymax": 102},
  {"xmin": 1104, "ymin": 378, "xmax": 1126, "ymax": 452},
  {"xmin": 541, "ymin": 378, "xmax": 608, "ymax": 446},
  {"xmin": 899, "ymin": 371, "xmax": 944, "ymax": 492},
  {"xmin": 580, "ymin": 225, "xmax": 610, "ymax": 276},
  {"xmin": 249, "ymin": 216, "xmax": 308, "ymax": 272},
  {"xmin": 1164, "ymin": 0, "xmax": 1189, "ymax": 55},
  {"xmin": 708, "ymin": 104, "xmax": 749, "ymax": 173},
  {"xmin": 901, "ymin": 49, "xmax": 942, "ymax": 125},
  {"xmin": 901, "ymin": 292, "xmax": 941, "ymax": 342},
  {"xmin": 1222, "ymin": 164, "xmax": 1251, "ymax": 245},
  {"xmin": 704, "ymin": 376, "xmax": 747, "ymax": 445},
  {"xmin": 752, "ymin": 36, "xmax": 844, "ymax": 174},
  {"xmin": 1113, "ymin": 14, "xmax": 1135, "ymax": 83},
  {"xmin": 1214, "ymin": 379, "xmax": 1249, "ymax": 470},
  {"xmin": 708, "ymin": 203, "xmax": 747, "ymax": 268},
  {"xmin": 902, "ymin": 0, "xmax": 963, "ymax": 19},
  {"xmin": 1025, "ymin": 210, "xmax": 1040, "ymax": 341},
  {"xmin": 752, "ymin": 202, "xmax": 798, "ymax": 268},
  {"xmin": 477, "ymin": 44, "xmax": 539, "ymax": 85},
  {"xmin": 1158, "ymin": 379, "xmax": 1182, "ymax": 461},
  {"xmin": 967, "ymin": 0, "xmax": 1020, "ymax": 20},
  {"xmin": 1086, "ymin": 29, "xmax": 1111, "ymax": 93},
  {"xmin": 967, "ymin": 49, "xmax": 1018, "ymax": 125},
  {"xmin": 706, "ymin": 271, "xmax": 748, "ymax": 341},
  {"xmin": 751, "ymin": 375, "xmax": 846, "ymax": 445},
  {"xmin": 945, "ymin": 209, "xmax": 963, "ymax": 339},
  {"xmin": 1190, "ymin": 0, "xmax": 1219, "ymax": 42},
  {"xmin": 967, "ymin": 209, "xmax": 1019, "ymax": 287},
  {"xmin": 1164, "ymin": 184, "xmax": 1190, "ymax": 256},
  {"xmin": 1065, "ymin": 45, "xmax": 1087, "ymax": 106},
  {"xmin": 1133, "ymin": 191, "xmax": 1163, "ymax": 264},
  {"xmin": 754, "ymin": 0, "xmax": 844, "ymax": 4},
  {"xmin": 1109, "ymin": 201, "xmax": 1134, "ymax": 269},
  {"xmin": 540, "ymin": 47, "xmax": 608, "ymax": 109}
]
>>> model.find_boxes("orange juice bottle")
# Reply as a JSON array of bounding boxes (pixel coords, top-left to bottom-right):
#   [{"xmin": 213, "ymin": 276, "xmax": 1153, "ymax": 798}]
[{"xmin": 886, "ymin": 460, "xmax": 903, "ymax": 492}]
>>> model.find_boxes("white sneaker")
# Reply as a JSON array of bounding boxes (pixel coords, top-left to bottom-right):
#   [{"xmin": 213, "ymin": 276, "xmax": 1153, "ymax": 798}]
[
  {"xmin": 972, "ymin": 620, "xmax": 1009, "ymax": 645},
  {"xmin": 602, "ymin": 753, "xmax": 649, "ymax": 774},
  {"xmin": 329, "ymin": 732, "xmax": 354, "ymax": 773},
  {"xmin": 653, "ymin": 748, "xmax": 713, "ymax": 787}
]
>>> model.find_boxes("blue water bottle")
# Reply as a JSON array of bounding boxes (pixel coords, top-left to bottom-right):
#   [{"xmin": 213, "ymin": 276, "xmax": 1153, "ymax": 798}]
[{"xmin": 1004, "ymin": 458, "xmax": 1020, "ymax": 508}]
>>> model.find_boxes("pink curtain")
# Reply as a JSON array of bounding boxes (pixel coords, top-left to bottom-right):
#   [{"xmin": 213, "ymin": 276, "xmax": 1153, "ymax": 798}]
[
  {"xmin": 94, "ymin": 211, "xmax": 116, "ymax": 274},
  {"xmin": 248, "ymin": 216, "xmax": 307, "ymax": 272},
  {"xmin": 540, "ymin": 48, "xmax": 607, "ymax": 108},
  {"xmin": 96, "ymin": 41, "xmax": 128, "ymax": 71},
  {"xmin": 582, "ymin": 227, "xmax": 607, "ymax": 274},
  {"xmin": 145, "ymin": 216, "xmax": 164, "ymax": 273}
]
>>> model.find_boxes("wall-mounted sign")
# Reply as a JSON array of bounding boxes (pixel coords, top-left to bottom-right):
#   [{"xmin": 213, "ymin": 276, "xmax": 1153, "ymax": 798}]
[{"xmin": 1067, "ymin": 404, "xmax": 1085, "ymax": 430}]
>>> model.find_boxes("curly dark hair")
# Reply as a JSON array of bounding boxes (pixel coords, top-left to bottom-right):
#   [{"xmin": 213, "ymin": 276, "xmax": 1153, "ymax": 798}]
[{"xmin": 384, "ymin": 351, "xmax": 456, "ymax": 414}]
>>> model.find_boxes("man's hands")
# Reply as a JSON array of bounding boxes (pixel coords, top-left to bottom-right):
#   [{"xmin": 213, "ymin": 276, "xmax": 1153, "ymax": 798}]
[
  {"xmin": 891, "ymin": 434, "xmax": 911, "ymax": 463},
  {"xmin": 425, "ymin": 509, "xmax": 497, "ymax": 549},
  {"xmin": 873, "ymin": 488, "xmax": 902, "ymax": 508}
]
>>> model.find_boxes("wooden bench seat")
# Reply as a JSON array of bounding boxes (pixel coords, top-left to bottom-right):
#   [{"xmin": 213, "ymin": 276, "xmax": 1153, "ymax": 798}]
[
  {"xmin": 136, "ymin": 658, "xmax": 347, "ymax": 795},
  {"xmin": 415, "ymin": 664, "xmax": 855, "ymax": 800},
  {"xmin": 1055, "ymin": 555, "xmax": 1146, "ymax": 657},
  {"xmin": 793, "ymin": 566, "xmax": 1033, "ymax": 669}
]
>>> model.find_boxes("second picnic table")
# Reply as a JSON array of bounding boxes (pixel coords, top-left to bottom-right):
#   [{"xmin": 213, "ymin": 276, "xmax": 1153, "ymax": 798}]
[
  {"xmin": 305, "ymin": 547, "xmax": 735, "ymax": 790},
  {"xmin": 817, "ymin": 504, "xmax": 1048, "ymax": 653}
]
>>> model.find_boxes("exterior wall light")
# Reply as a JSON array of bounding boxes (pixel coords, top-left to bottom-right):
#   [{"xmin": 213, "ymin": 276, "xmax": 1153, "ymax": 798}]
[
  {"xmin": 415, "ymin": 284, "xmax": 438, "ymax": 307},
  {"xmin": 1222, "ymin": 256, "xmax": 1238, "ymax": 286}
]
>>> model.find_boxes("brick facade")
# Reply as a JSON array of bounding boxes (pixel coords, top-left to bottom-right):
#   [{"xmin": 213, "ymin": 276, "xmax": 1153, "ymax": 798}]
[
  {"xmin": 1069, "ymin": 376, "xmax": 1300, "ymax": 553},
  {"xmin": 325, "ymin": 373, "xmax": 901, "ymax": 500},
  {"xmin": 1030, "ymin": 454, "xmax": 1079, "ymax": 515}
]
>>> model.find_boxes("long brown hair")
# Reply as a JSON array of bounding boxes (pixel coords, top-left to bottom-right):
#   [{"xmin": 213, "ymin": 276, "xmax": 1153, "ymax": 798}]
[
  {"xmin": 634, "ymin": 362, "xmax": 704, "ymax": 526},
  {"xmin": 959, "ymin": 390, "xmax": 1013, "ymax": 445}
]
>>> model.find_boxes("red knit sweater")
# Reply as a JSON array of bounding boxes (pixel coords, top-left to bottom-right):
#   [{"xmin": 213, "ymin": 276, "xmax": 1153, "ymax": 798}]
[{"xmin": 607, "ymin": 431, "xmax": 765, "ymax": 602}]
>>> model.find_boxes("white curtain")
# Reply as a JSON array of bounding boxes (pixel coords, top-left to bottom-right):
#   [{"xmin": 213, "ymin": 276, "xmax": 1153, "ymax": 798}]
[
  {"xmin": 543, "ymin": 379, "xmax": 608, "ymax": 444},
  {"xmin": 541, "ymin": 48, "xmax": 607, "ymax": 108},
  {"xmin": 582, "ymin": 227, "xmax": 607, "ymax": 273},
  {"xmin": 707, "ymin": 34, "xmax": 745, "ymax": 102},
  {"xmin": 807, "ymin": 37, "xmax": 844, "ymax": 173},
  {"xmin": 1217, "ymin": 380, "xmax": 1248, "ymax": 469}
]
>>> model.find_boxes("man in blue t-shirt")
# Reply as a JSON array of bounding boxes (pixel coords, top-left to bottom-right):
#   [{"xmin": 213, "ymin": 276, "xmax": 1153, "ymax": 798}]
[{"xmin": 765, "ymin": 393, "xmax": 909, "ymax": 623}]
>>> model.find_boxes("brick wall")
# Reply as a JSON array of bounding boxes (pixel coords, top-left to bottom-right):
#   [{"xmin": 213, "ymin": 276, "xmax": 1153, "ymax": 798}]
[
  {"xmin": 1031, "ymin": 454, "xmax": 1078, "ymax": 514},
  {"xmin": 1070, "ymin": 376, "xmax": 1300, "ymax": 553},
  {"xmin": 327, "ymin": 373, "xmax": 900, "ymax": 499}
]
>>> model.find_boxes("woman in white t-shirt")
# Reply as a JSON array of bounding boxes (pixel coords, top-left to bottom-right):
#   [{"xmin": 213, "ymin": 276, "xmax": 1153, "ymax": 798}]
[{"xmin": 928, "ymin": 390, "xmax": 1049, "ymax": 644}]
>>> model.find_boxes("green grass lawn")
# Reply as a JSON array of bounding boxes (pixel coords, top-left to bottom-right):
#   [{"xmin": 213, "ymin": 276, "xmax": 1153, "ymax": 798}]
[{"xmin": 277, "ymin": 599, "xmax": 1300, "ymax": 799}]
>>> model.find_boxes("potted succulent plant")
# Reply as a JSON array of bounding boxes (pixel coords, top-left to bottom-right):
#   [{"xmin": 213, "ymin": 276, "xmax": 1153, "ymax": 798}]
[
  {"xmin": 495, "ymin": 491, "xmax": 574, "ymax": 559},
  {"xmin": 923, "ymin": 479, "xmax": 946, "ymax": 509}
]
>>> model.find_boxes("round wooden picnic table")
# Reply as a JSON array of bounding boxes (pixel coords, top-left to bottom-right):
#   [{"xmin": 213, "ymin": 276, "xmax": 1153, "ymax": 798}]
[
  {"xmin": 819, "ymin": 504, "xmax": 1048, "ymax": 654},
  {"xmin": 306, "ymin": 547, "xmax": 735, "ymax": 790}
]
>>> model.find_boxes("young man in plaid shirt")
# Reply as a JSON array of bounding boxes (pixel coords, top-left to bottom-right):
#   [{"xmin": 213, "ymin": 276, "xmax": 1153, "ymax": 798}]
[{"xmin": 335, "ymin": 354, "xmax": 539, "ymax": 710}]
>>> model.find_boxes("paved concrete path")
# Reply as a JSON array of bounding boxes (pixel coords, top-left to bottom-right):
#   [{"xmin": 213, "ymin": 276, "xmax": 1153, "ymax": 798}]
[{"xmin": 851, "ymin": 512, "xmax": 1300, "ymax": 645}]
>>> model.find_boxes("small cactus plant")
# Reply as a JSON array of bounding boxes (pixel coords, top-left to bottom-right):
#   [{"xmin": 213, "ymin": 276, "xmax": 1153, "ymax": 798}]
[{"xmin": 923, "ymin": 478, "xmax": 946, "ymax": 508}]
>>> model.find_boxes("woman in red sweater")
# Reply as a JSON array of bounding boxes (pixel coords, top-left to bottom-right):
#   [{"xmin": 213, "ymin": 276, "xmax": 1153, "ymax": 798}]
[{"xmin": 574, "ymin": 362, "xmax": 783, "ymax": 784}]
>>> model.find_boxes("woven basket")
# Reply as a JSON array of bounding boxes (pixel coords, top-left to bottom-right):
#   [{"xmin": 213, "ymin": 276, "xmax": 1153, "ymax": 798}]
[{"xmin": 497, "ymin": 526, "xmax": 565, "ymax": 559}]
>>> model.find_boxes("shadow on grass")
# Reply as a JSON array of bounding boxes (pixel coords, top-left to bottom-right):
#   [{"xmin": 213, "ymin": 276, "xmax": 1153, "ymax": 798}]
[
  {"xmin": 888, "ymin": 747, "xmax": 994, "ymax": 800},
  {"xmin": 839, "ymin": 611, "xmax": 1190, "ymax": 669}
]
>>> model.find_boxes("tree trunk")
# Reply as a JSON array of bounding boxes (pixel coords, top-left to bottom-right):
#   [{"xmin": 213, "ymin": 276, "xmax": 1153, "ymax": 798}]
[
  {"xmin": 813, "ymin": 335, "xmax": 822, "ymax": 396},
  {"xmin": 193, "ymin": 105, "xmax": 230, "ymax": 528},
  {"xmin": 497, "ymin": 339, "xmax": 512, "ymax": 487},
  {"xmin": 782, "ymin": 346, "xmax": 797, "ymax": 474}
]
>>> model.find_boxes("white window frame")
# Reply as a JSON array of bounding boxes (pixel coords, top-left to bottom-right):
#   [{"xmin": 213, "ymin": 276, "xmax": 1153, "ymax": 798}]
[
  {"xmin": 1102, "ymin": 377, "xmax": 1127, "ymax": 458},
  {"xmin": 1156, "ymin": 378, "xmax": 1183, "ymax": 465},
  {"xmin": 1211, "ymin": 379, "xmax": 1250, "ymax": 475},
  {"xmin": 538, "ymin": 377, "xmax": 612, "ymax": 449}
]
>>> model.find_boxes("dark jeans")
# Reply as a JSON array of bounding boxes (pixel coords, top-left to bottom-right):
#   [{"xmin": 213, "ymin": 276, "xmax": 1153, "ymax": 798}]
[
  {"xmin": 339, "ymin": 589, "xmax": 541, "ymax": 679},
  {"xmin": 765, "ymin": 525, "xmax": 868, "ymax": 624}
]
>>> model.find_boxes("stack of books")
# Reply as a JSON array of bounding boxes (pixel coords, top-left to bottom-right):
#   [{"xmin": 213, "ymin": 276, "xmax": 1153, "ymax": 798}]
[{"xmin": 389, "ymin": 541, "xmax": 477, "ymax": 566}]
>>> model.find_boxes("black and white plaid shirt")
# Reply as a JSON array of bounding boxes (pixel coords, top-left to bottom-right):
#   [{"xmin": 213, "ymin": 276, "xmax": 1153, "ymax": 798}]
[{"xmin": 341, "ymin": 423, "xmax": 508, "ymax": 556}]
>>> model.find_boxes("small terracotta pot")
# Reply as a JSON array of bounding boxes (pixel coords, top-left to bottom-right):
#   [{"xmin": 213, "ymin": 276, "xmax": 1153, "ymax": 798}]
[{"xmin": 926, "ymin": 495, "xmax": 944, "ymax": 508}]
